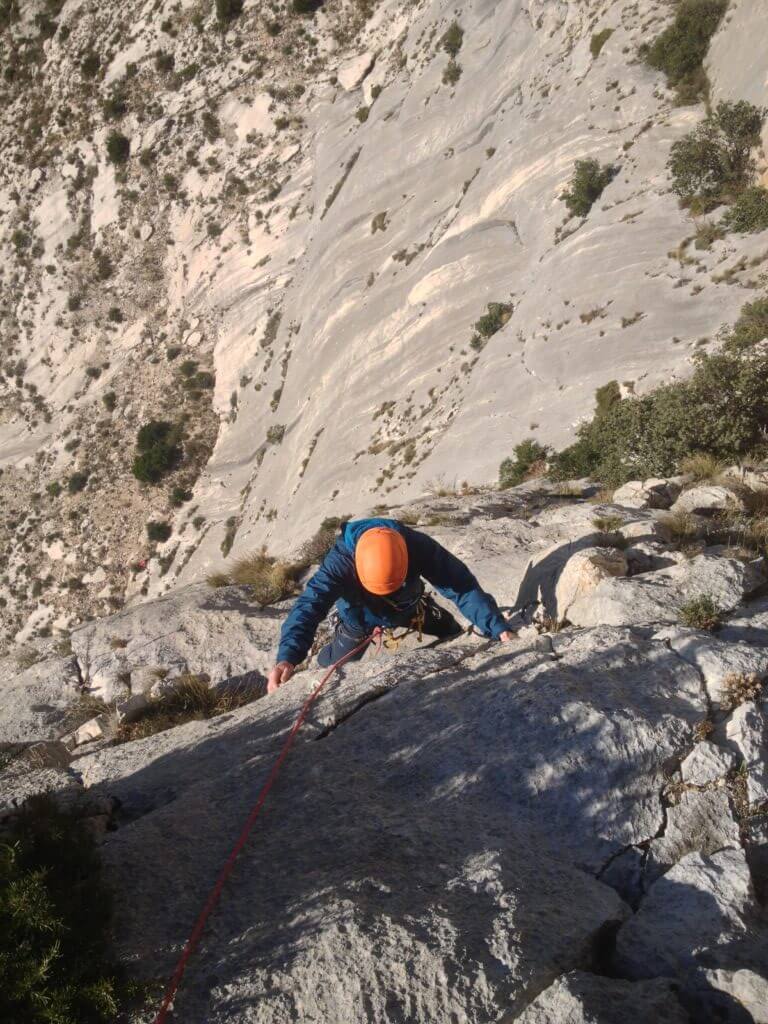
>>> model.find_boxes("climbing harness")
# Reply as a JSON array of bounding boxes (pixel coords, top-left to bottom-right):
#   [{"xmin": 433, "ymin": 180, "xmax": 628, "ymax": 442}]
[{"xmin": 151, "ymin": 627, "xmax": 383, "ymax": 1024}]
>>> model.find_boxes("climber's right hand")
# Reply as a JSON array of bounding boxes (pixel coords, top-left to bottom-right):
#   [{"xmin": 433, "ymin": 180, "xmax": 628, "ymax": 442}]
[{"xmin": 267, "ymin": 661, "xmax": 295, "ymax": 695}]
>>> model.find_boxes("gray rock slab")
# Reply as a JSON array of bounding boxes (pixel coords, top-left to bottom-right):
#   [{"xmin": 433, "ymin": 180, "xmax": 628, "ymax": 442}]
[
  {"xmin": 672, "ymin": 485, "xmax": 745, "ymax": 515},
  {"xmin": 70, "ymin": 583, "xmax": 280, "ymax": 702},
  {"xmin": 680, "ymin": 741, "xmax": 738, "ymax": 786},
  {"xmin": 614, "ymin": 849, "xmax": 768, "ymax": 988},
  {"xmin": 645, "ymin": 788, "xmax": 740, "ymax": 883},
  {"xmin": 726, "ymin": 701, "xmax": 768, "ymax": 808},
  {"xmin": 658, "ymin": 626, "xmax": 768, "ymax": 707},
  {"xmin": 569, "ymin": 556, "xmax": 764, "ymax": 629},
  {"xmin": 100, "ymin": 635, "xmax": 634, "ymax": 1022},
  {"xmin": 0, "ymin": 654, "xmax": 80, "ymax": 743},
  {"xmin": 693, "ymin": 968, "xmax": 768, "ymax": 1024},
  {"xmin": 719, "ymin": 595, "xmax": 768, "ymax": 648},
  {"xmin": 0, "ymin": 764, "xmax": 82, "ymax": 818},
  {"xmin": 515, "ymin": 971, "xmax": 688, "ymax": 1024}
]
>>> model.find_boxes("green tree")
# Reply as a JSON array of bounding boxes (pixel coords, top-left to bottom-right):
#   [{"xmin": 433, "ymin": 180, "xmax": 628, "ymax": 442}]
[
  {"xmin": 668, "ymin": 101, "xmax": 765, "ymax": 205},
  {"xmin": 560, "ymin": 159, "xmax": 616, "ymax": 218},
  {"xmin": 105, "ymin": 131, "xmax": 130, "ymax": 165}
]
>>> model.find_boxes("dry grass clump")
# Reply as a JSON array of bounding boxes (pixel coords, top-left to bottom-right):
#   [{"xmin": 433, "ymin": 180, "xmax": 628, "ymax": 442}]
[
  {"xmin": 61, "ymin": 694, "xmax": 110, "ymax": 732},
  {"xmin": 592, "ymin": 514, "xmax": 624, "ymax": 533},
  {"xmin": 679, "ymin": 452, "xmax": 726, "ymax": 483},
  {"xmin": 662, "ymin": 509, "xmax": 700, "ymax": 544},
  {"xmin": 693, "ymin": 717, "xmax": 714, "ymax": 741},
  {"xmin": 117, "ymin": 672, "xmax": 262, "ymax": 743},
  {"xmin": 207, "ymin": 546, "xmax": 303, "ymax": 606},
  {"xmin": 720, "ymin": 672, "xmax": 763, "ymax": 711}
]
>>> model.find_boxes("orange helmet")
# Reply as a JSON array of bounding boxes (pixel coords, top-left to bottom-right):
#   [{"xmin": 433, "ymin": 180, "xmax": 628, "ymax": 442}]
[{"xmin": 355, "ymin": 527, "xmax": 408, "ymax": 595}]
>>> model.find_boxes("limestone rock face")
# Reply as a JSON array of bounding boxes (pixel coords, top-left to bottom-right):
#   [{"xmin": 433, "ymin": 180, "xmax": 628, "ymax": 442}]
[
  {"xmin": 555, "ymin": 546, "xmax": 628, "ymax": 620},
  {"xmin": 726, "ymin": 701, "xmax": 768, "ymax": 808},
  {"xmin": 658, "ymin": 626, "xmax": 768, "ymax": 708},
  {"xmin": 614, "ymin": 849, "xmax": 768, "ymax": 992},
  {"xmin": 0, "ymin": 652, "xmax": 80, "ymax": 742},
  {"xmin": 515, "ymin": 971, "xmax": 688, "ymax": 1024},
  {"xmin": 70, "ymin": 583, "xmax": 281, "ymax": 702},
  {"xmin": 680, "ymin": 740, "xmax": 738, "ymax": 786},
  {"xmin": 568, "ymin": 556, "xmax": 764, "ymax": 629}
]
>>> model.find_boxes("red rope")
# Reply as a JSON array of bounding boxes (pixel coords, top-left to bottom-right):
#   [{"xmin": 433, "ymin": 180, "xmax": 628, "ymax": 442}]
[{"xmin": 152, "ymin": 627, "xmax": 382, "ymax": 1023}]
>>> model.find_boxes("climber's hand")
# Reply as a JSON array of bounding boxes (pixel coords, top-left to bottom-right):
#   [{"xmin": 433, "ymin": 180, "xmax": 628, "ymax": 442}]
[
  {"xmin": 498, "ymin": 630, "xmax": 515, "ymax": 643},
  {"xmin": 267, "ymin": 661, "xmax": 295, "ymax": 694}
]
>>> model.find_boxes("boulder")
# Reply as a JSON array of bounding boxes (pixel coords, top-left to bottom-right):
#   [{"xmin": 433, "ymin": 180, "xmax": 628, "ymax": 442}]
[
  {"xmin": 691, "ymin": 969, "xmax": 768, "ymax": 1024},
  {"xmin": 680, "ymin": 740, "xmax": 738, "ymax": 786},
  {"xmin": 0, "ymin": 764, "xmax": 82, "ymax": 818},
  {"xmin": 70, "ymin": 583, "xmax": 280, "ymax": 702},
  {"xmin": 515, "ymin": 971, "xmax": 688, "ymax": 1024},
  {"xmin": 657, "ymin": 625, "xmax": 768, "ymax": 707},
  {"xmin": 613, "ymin": 479, "xmax": 680, "ymax": 510},
  {"xmin": 139, "ymin": 222, "xmax": 154, "ymax": 241},
  {"xmin": 645, "ymin": 788, "xmax": 740, "ymax": 882},
  {"xmin": 336, "ymin": 51, "xmax": 375, "ymax": 91},
  {"xmin": 614, "ymin": 849, "xmax": 768, "ymax": 988},
  {"xmin": 554, "ymin": 546, "xmax": 627, "ymax": 619},
  {"xmin": 568, "ymin": 555, "xmax": 764, "ymax": 629},
  {"xmin": 671, "ymin": 485, "xmax": 745, "ymax": 515},
  {"xmin": 726, "ymin": 701, "xmax": 768, "ymax": 807}
]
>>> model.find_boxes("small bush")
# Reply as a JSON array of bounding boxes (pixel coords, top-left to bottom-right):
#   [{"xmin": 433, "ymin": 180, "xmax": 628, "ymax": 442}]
[
  {"xmin": 102, "ymin": 90, "xmax": 128, "ymax": 120},
  {"xmin": 499, "ymin": 439, "xmax": 550, "ymax": 488},
  {"xmin": 694, "ymin": 221, "xmax": 725, "ymax": 250},
  {"xmin": 132, "ymin": 420, "xmax": 182, "ymax": 483},
  {"xmin": 67, "ymin": 471, "xmax": 88, "ymax": 494},
  {"xmin": 67, "ymin": 293, "xmax": 82, "ymax": 311},
  {"xmin": 292, "ymin": 0, "xmax": 323, "ymax": 14},
  {"xmin": 720, "ymin": 671, "xmax": 763, "ymax": 710},
  {"xmin": 561, "ymin": 159, "xmax": 616, "ymax": 217},
  {"xmin": 0, "ymin": 796, "xmax": 134, "ymax": 1023},
  {"xmin": 442, "ymin": 59, "xmax": 462, "ymax": 86},
  {"xmin": 117, "ymin": 672, "xmax": 261, "ymax": 743},
  {"xmin": 154, "ymin": 50, "xmax": 174, "ymax": 73},
  {"xmin": 170, "ymin": 485, "xmax": 192, "ymax": 506},
  {"xmin": 80, "ymin": 51, "xmax": 101, "ymax": 78},
  {"xmin": 679, "ymin": 452, "xmax": 725, "ymax": 482},
  {"xmin": 679, "ymin": 594, "xmax": 722, "ymax": 630},
  {"xmin": 728, "ymin": 296, "xmax": 768, "ymax": 351},
  {"xmin": 102, "ymin": 391, "xmax": 117, "ymax": 411},
  {"xmin": 595, "ymin": 380, "xmax": 621, "ymax": 418},
  {"xmin": 590, "ymin": 28, "xmax": 613, "ymax": 58},
  {"xmin": 46, "ymin": 481, "xmax": 62, "ymax": 498},
  {"xmin": 105, "ymin": 131, "xmax": 130, "ymax": 165},
  {"xmin": 593, "ymin": 514, "xmax": 624, "ymax": 533},
  {"xmin": 95, "ymin": 250, "xmax": 113, "ymax": 280},
  {"xmin": 721, "ymin": 186, "xmax": 768, "ymax": 234},
  {"xmin": 215, "ymin": 0, "xmax": 243, "ymax": 23},
  {"xmin": 441, "ymin": 20, "xmax": 463, "ymax": 57},
  {"xmin": 107, "ymin": 306, "xmax": 123, "ymax": 322},
  {"xmin": 147, "ymin": 520, "xmax": 172, "ymax": 543},
  {"xmin": 669, "ymin": 101, "xmax": 765, "ymax": 207},
  {"xmin": 207, "ymin": 547, "xmax": 302, "ymax": 606},
  {"xmin": 642, "ymin": 0, "xmax": 726, "ymax": 102},
  {"xmin": 267, "ymin": 424, "xmax": 285, "ymax": 444}
]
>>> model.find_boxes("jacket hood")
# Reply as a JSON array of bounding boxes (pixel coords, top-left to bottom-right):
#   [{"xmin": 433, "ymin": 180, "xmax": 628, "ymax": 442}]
[{"xmin": 342, "ymin": 517, "xmax": 404, "ymax": 553}]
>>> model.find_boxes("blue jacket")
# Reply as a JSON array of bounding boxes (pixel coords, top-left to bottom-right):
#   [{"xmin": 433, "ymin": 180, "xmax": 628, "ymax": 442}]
[{"xmin": 277, "ymin": 517, "xmax": 508, "ymax": 665}]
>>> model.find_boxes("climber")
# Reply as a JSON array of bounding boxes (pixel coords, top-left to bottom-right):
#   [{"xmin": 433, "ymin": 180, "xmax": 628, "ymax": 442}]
[{"xmin": 267, "ymin": 518, "xmax": 514, "ymax": 693}]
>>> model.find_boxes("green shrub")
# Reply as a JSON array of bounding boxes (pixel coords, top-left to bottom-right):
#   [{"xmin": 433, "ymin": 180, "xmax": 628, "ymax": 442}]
[
  {"xmin": 292, "ymin": 0, "xmax": 323, "ymax": 13},
  {"xmin": 102, "ymin": 90, "xmax": 127, "ymax": 120},
  {"xmin": 642, "ymin": 0, "xmax": 726, "ymax": 102},
  {"xmin": 442, "ymin": 59, "xmax": 462, "ymax": 86},
  {"xmin": 105, "ymin": 131, "xmax": 130, "ymax": 165},
  {"xmin": 67, "ymin": 472, "xmax": 88, "ymax": 494},
  {"xmin": 679, "ymin": 594, "xmax": 722, "ymax": 630},
  {"xmin": 590, "ymin": 28, "xmax": 613, "ymax": 58},
  {"xmin": 668, "ymin": 101, "xmax": 765, "ymax": 207},
  {"xmin": 561, "ymin": 159, "xmax": 616, "ymax": 217},
  {"xmin": 499, "ymin": 439, "xmax": 550, "ymax": 488},
  {"xmin": 549, "ymin": 299, "xmax": 768, "ymax": 486},
  {"xmin": 595, "ymin": 380, "xmax": 621, "ymax": 417},
  {"xmin": 102, "ymin": 392, "xmax": 117, "ymax": 411},
  {"xmin": 46, "ymin": 481, "xmax": 61, "ymax": 498},
  {"xmin": 154, "ymin": 50, "xmax": 174, "ymax": 73},
  {"xmin": 215, "ymin": 0, "xmax": 243, "ymax": 23},
  {"xmin": 80, "ymin": 50, "xmax": 101, "ymax": 78},
  {"xmin": 207, "ymin": 546, "xmax": 302, "ymax": 606},
  {"xmin": 441, "ymin": 20, "xmax": 463, "ymax": 57},
  {"xmin": 0, "ymin": 796, "xmax": 134, "ymax": 1023},
  {"xmin": 470, "ymin": 302, "xmax": 514, "ymax": 351},
  {"xmin": 170, "ymin": 485, "xmax": 192, "ymax": 506},
  {"xmin": 721, "ymin": 186, "xmax": 768, "ymax": 233},
  {"xmin": 728, "ymin": 296, "xmax": 768, "ymax": 351},
  {"xmin": 146, "ymin": 520, "xmax": 172, "ymax": 542},
  {"xmin": 132, "ymin": 421, "xmax": 182, "ymax": 483},
  {"xmin": 266, "ymin": 424, "xmax": 285, "ymax": 444}
]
